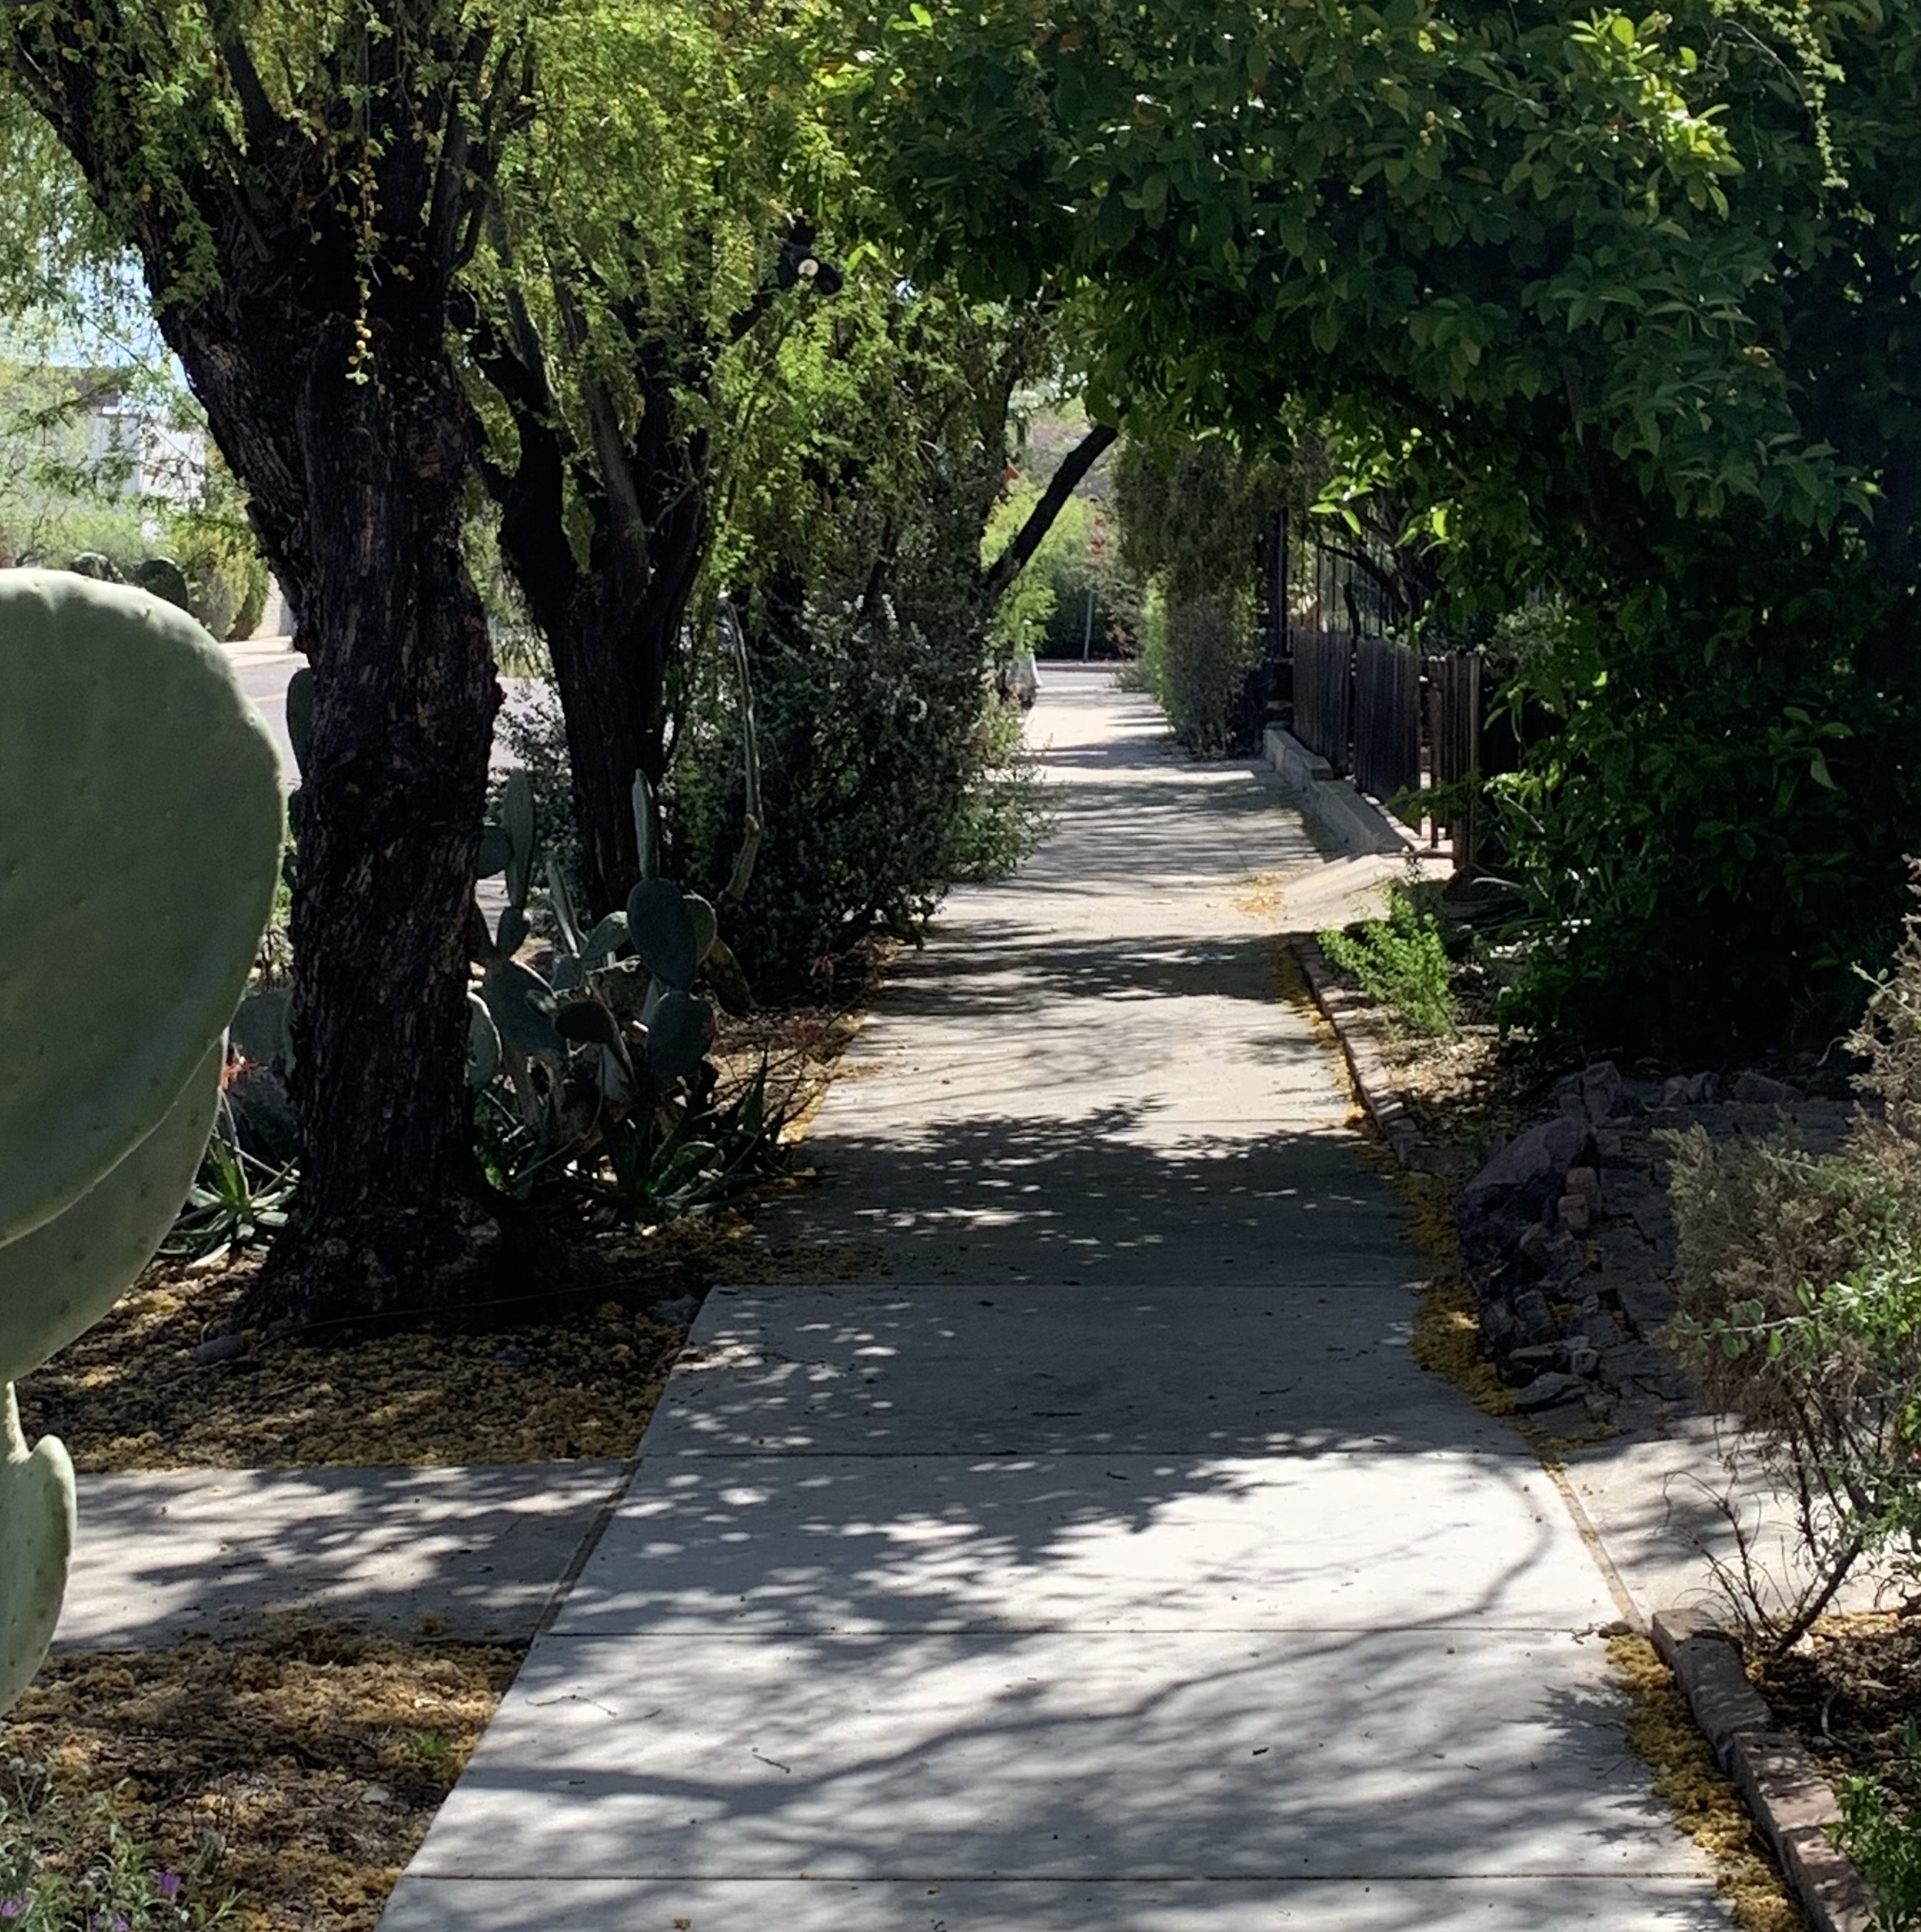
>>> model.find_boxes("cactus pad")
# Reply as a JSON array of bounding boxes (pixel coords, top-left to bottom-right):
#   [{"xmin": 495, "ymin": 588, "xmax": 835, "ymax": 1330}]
[
  {"xmin": 466, "ymin": 993, "xmax": 502, "ymax": 1089},
  {"xmin": 0, "ymin": 1388, "xmax": 75, "ymax": 1715},
  {"xmin": 684, "ymin": 894, "xmax": 718, "ymax": 970},
  {"xmin": 0, "ymin": 1043, "xmax": 222, "ymax": 1390},
  {"xmin": 0, "ymin": 572, "xmax": 282, "ymax": 1243},
  {"xmin": 135, "ymin": 557, "xmax": 193, "ymax": 611},
  {"xmin": 647, "ymin": 989, "xmax": 713, "ymax": 1080},
  {"xmin": 625, "ymin": 878, "xmax": 698, "ymax": 989}
]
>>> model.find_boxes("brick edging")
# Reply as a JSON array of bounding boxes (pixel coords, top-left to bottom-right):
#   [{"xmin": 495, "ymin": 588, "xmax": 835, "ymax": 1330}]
[
  {"xmin": 1288, "ymin": 934, "xmax": 1461, "ymax": 1177},
  {"xmin": 1650, "ymin": 1609, "xmax": 1872, "ymax": 1932}
]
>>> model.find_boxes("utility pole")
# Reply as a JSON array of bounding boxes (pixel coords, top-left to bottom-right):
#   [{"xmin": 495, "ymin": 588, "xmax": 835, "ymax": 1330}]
[{"xmin": 1084, "ymin": 514, "xmax": 1107, "ymax": 661}]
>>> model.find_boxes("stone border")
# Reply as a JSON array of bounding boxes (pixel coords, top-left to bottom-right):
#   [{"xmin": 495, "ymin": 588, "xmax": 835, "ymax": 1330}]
[
  {"xmin": 1290, "ymin": 933, "xmax": 1462, "ymax": 1177},
  {"xmin": 1291, "ymin": 938, "xmax": 1877, "ymax": 1932},
  {"xmin": 1652, "ymin": 1610, "xmax": 1872, "ymax": 1932}
]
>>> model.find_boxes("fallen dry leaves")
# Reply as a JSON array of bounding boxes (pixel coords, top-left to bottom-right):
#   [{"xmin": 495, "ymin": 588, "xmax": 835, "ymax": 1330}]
[{"xmin": 16, "ymin": 1261, "xmax": 689, "ymax": 1471}]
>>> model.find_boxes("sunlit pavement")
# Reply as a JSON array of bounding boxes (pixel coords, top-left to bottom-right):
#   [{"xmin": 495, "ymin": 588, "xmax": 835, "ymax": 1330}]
[{"xmin": 380, "ymin": 666, "xmax": 1730, "ymax": 1930}]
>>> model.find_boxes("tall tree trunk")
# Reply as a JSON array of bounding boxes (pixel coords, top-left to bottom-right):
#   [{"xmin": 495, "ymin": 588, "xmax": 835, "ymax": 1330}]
[
  {"xmin": 164, "ymin": 308, "xmax": 504, "ymax": 1328},
  {"xmin": 539, "ymin": 501, "xmax": 706, "ymax": 919},
  {"xmin": 11, "ymin": 2, "xmax": 532, "ymax": 1329},
  {"xmin": 483, "ymin": 326, "xmax": 711, "ymax": 919}
]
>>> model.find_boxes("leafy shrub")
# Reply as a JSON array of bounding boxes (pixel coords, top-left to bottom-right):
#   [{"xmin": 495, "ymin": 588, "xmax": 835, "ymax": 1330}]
[
  {"xmin": 1113, "ymin": 435, "xmax": 1272, "ymax": 751},
  {"xmin": 1493, "ymin": 556, "xmax": 1918, "ymax": 1059},
  {"xmin": 1317, "ymin": 882, "xmax": 1456, "ymax": 1037},
  {"xmin": 1667, "ymin": 876, "xmax": 1921, "ymax": 1646},
  {"xmin": 987, "ymin": 483, "xmax": 1138, "ymax": 661},
  {"xmin": 943, "ymin": 697, "xmax": 1055, "ymax": 883},
  {"xmin": 1157, "ymin": 594, "xmax": 1257, "ymax": 752},
  {"xmin": 687, "ymin": 585, "xmax": 1001, "ymax": 992},
  {"xmin": 679, "ymin": 293, "xmax": 1052, "ymax": 994},
  {"xmin": 41, "ymin": 509, "xmax": 145, "ymax": 577},
  {"xmin": 1833, "ymin": 1743, "xmax": 1921, "ymax": 1932},
  {"xmin": 171, "ymin": 515, "xmax": 267, "ymax": 642},
  {"xmin": 228, "ymin": 559, "xmax": 269, "ymax": 642}
]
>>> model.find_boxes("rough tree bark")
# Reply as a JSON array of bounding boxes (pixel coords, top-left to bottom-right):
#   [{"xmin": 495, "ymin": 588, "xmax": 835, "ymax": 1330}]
[
  {"xmin": 9, "ymin": 6, "xmax": 522, "ymax": 1326},
  {"xmin": 462, "ymin": 221, "xmax": 834, "ymax": 919},
  {"xmin": 476, "ymin": 299, "xmax": 709, "ymax": 919}
]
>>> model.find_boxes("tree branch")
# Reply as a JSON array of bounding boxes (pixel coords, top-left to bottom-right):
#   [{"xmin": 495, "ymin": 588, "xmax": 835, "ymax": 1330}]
[{"xmin": 980, "ymin": 421, "xmax": 1116, "ymax": 608}]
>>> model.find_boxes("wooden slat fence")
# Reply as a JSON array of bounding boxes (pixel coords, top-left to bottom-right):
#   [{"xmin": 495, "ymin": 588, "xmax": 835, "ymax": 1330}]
[
  {"xmin": 1353, "ymin": 637, "xmax": 1421, "ymax": 807},
  {"xmin": 1424, "ymin": 649, "xmax": 1483, "ymax": 870},
  {"xmin": 1283, "ymin": 635, "xmax": 1486, "ymax": 870},
  {"xmin": 1291, "ymin": 628, "xmax": 1352, "ymax": 777}
]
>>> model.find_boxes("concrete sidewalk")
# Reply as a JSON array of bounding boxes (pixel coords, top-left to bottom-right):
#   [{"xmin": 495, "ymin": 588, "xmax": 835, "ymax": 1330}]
[
  {"xmin": 380, "ymin": 667, "xmax": 1729, "ymax": 1930},
  {"xmin": 57, "ymin": 1461, "xmax": 626, "ymax": 1649}
]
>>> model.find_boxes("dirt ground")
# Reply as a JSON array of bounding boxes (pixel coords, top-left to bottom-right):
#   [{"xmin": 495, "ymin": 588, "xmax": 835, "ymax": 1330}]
[
  {"xmin": 15, "ymin": 1218, "xmax": 879, "ymax": 1473},
  {"xmin": 1, "ymin": 1627, "xmax": 519, "ymax": 1931},
  {"xmin": 1760, "ymin": 1611, "xmax": 1921, "ymax": 1807},
  {"xmin": 17, "ymin": 973, "xmax": 885, "ymax": 1474}
]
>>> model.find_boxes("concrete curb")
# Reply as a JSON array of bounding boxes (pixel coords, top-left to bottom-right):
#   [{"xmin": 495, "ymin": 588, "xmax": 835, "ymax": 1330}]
[
  {"xmin": 1652, "ymin": 1609, "xmax": 1873, "ymax": 1932},
  {"xmin": 1289, "ymin": 933, "xmax": 1465, "ymax": 1178},
  {"xmin": 1261, "ymin": 725, "xmax": 1414, "ymax": 859}
]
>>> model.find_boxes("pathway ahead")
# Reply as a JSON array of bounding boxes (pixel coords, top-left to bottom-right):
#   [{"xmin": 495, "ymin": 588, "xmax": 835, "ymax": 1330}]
[{"xmin": 383, "ymin": 668, "xmax": 1728, "ymax": 1930}]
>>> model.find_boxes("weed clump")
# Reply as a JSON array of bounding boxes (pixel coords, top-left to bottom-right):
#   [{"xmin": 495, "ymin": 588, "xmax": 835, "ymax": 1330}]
[{"xmin": 1318, "ymin": 882, "xmax": 1457, "ymax": 1038}]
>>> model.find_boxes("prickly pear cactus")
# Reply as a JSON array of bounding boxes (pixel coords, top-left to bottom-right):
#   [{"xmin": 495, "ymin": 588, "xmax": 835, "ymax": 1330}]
[
  {"xmin": 134, "ymin": 556, "xmax": 192, "ymax": 612},
  {"xmin": 0, "ymin": 570, "xmax": 282, "ymax": 1713},
  {"xmin": 0, "ymin": 1389, "xmax": 74, "ymax": 1715},
  {"xmin": 0, "ymin": 573, "xmax": 282, "ymax": 1242}
]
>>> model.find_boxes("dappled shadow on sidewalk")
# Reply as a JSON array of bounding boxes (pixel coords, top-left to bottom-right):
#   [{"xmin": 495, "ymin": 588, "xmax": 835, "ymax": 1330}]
[
  {"xmin": 760, "ymin": 1109, "xmax": 1404, "ymax": 1286},
  {"xmin": 866, "ymin": 928, "xmax": 1295, "ymax": 1013},
  {"xmin": 58, "ymin": 1460, "xmax": 625, "ymax": 1652},
  {"xmin": 409, "ymin": 1620, "xmax": 1691, "ymax": 1891}
]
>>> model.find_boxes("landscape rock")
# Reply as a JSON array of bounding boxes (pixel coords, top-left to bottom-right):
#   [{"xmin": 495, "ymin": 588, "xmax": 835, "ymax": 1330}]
[
  {"xmin": 1456, "ymin": 1116, "xmax": 1598, "ymax": 1271},
  {"xmin": 1615, "ymin": 1280, "xmax": 1679, "ymax": 1340},
  {"xmin": 1538, "ymin": 1227, "xmax": 1590, "ymax": 1285},
  {"xmin": 1577, "ymin": 1061, "xmax": 1630, "ymax": 1125},
  {"xmin": 1502, "ymin": 1344, "xmax": 1558, "ymax": 1385},
  {"xmin": 1630, "ymin": 1196, "xmax": 1674, "ymax": 1244},
  {"xmin": 1582, "ymin": 1310, "xmax": 1625, "ymax": 1352},
  {"xmin": 1513, "ymin": 1371, "xmax": 1590, "ymax": 1414},
  {"xmin": 1562, "ymin": 1339, "xmax": 1601, "ymax": 1379},
  {"xmin": 1511, "ymin": 1289, "xmax": 1558, "ymax": 1347},
  {"xmin": 1599, "ymin": 1342, "xmax": 1693, "ymax": 1403},
  {"xmin": 1733, "ymin": 1070, "xmax": 1799, "ymax": 1107}
]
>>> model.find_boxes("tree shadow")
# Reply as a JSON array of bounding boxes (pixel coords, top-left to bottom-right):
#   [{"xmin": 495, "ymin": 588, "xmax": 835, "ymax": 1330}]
[
  {"xmin": 757, "ymin": 1109, "xmax": 1406, "ymax": 1286},
  {"xmin": 58, "ymin": 1460, "xmax": 628, "ymax": 1651}
]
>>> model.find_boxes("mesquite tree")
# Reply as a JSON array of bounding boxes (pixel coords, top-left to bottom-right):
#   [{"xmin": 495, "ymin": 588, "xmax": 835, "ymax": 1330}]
[
  {"xmin": 463, "ymin": 0, "xmax": 1111, "ymax": 921},
  {"xmin": 6, "ymin": 2, "xmax": 528, "ymax": 1323}
]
